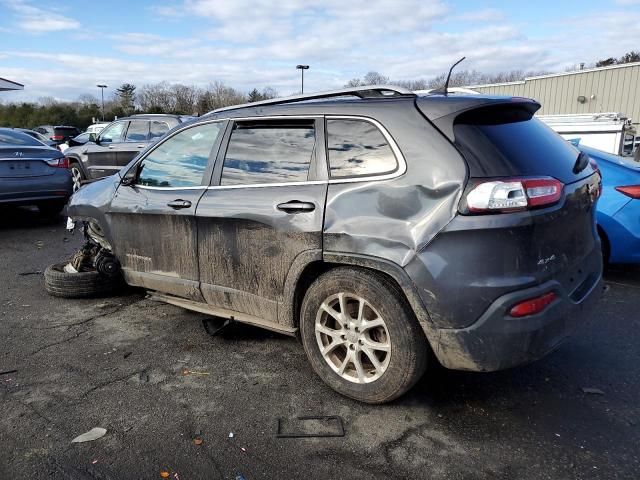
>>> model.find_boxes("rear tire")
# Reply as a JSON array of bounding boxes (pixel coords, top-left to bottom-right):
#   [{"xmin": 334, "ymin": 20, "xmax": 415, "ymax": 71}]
[
  {"xmin": 44, "ymin": 262, "xmax": 124, "ymax": 298},
  {"xmin": 300, "ymin": 266, "xmax": 428, "ymax": 404}
]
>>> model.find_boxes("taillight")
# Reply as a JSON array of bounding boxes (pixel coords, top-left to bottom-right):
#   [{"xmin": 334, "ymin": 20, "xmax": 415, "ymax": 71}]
[
  {"xmin": 51, "ymin": 135, "xmax": 64, "ymax": 141},
  {"xmin": 509, "ymin": 292, "xmax": 557, "ymax": 318},
  {"xmin": 615, "ymin": 185, "xmax": 640, "ymax": 199},
  {"xmin": 464, "ymin": 177, "xmax": 563, "ymax": 213},
  {"xmin": 46, "ymin": 157, "xmax": 70, "ymax": 168}
]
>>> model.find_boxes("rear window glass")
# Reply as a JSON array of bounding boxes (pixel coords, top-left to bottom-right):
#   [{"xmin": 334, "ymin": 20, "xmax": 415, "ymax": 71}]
[
  {"xmin": 0, "ymin": 130, "xmax": 44, "ymax": 146},
  {"xmin": 326, "ymin": 119, "xmax": 397, "ymax": 178},
  {"xmin": 453, "ymin": 106, "xmax": 582, "ymax": 183},
  {"xmin": 150, "ymin": 121, "xmax": 170, "ymax": 139},
  {"xmin": 125, "ymin": 121, "xmax": 149, "ymax": 142},
  {"xmin": 221, "ymin": 121, "xmax": 315, "ymax": 186}
]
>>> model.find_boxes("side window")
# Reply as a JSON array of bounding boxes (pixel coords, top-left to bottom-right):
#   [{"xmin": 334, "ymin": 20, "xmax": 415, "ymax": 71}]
[
  {"xmin": 150, "ymin": 121, "xmax": 170, "ymax": 139},
  {"xmin": 125, "ymin": 120, "xmax": 150, "ymax": 142},
  {"xmin": 99, "ymin": 121, "xmax": 127, "ymax": 144},
  {"xmin": 137, "ymin": 122, "xmax": 223, "ymax": 188},
  {"xmin": 326, "ymin": 119, "xmax": 398, "ymax": 178},
  {"xmin": 220, "ymin": 121, "xmax": 315, "ymax": 186}
]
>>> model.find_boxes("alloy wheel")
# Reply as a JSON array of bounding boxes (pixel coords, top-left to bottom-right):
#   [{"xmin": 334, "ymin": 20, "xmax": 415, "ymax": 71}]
[
  {"xmin": 315, "ymin": 292, "xmax": 391, "ymax": 384},
  {"xmin": 71, "ymin": 166, "xmax": 82, "ymax": 192}
]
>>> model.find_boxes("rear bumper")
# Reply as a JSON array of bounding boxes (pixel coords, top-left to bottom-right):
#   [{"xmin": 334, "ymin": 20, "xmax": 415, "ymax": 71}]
[
  {"xmin": 0, "ymin": 172, "xmax": 72, "ymax": 206},
  {"xmin": 429, "ymin": 252, "xmax": 603, "ymax": 372}
]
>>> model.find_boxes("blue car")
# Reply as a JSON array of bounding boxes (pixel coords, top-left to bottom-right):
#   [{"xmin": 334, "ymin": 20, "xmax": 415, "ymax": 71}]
[
  {"xmin": 577, "ymin": 144, "xmax": 640, "ymax": 264},
  {"xmin": 0, "ymin": 128, "xmax": 73, "ymax": 216}
]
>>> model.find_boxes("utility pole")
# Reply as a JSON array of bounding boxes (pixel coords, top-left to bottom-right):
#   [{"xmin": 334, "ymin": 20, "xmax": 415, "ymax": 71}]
[
  {"xmin": 296, "ymin": 65, "xmax": 309, "ymax": 94},
  {"xmin": 96, "ymin": 84, "xmax": 108, "ymax": 121}
]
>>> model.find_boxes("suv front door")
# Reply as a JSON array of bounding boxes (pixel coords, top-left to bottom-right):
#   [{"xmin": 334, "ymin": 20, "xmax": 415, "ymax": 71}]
[
  {"xmin": 83, "ymin": 120, "xmax": 128, "ymax": 179},
  {"xmin": 196, "ymin": 118, "xmax": 327, "ymax": 327},
  {"xmin": 107, "ymin": 120, "xmax": 226, "ymax": 299}
]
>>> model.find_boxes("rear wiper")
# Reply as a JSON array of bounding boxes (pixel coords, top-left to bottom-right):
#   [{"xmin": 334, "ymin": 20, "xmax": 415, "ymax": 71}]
[{"xmin": 573, "ymin": 151, "xmax": 590, "ymax": 174}]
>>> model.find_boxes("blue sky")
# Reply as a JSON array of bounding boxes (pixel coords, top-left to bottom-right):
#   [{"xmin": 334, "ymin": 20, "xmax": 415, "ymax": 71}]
[{"xmin": 1, "ymin": 0, "xmax": 639, "ymax": 102}]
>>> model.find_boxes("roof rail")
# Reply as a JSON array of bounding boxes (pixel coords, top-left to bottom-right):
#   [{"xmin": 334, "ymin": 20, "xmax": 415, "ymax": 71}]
[{"xmin": 206, "ymin": 85, "xmax": 415, "ymax": 115}]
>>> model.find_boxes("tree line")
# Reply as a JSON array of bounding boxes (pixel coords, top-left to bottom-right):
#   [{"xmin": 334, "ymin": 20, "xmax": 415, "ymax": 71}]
[
  {"xmin": 0, "ymin": 82, "xmax": 278, "ymax": 130},
  {"xmin": 2, "ymin": 50, "xmax": 637, "ymax": 131}
]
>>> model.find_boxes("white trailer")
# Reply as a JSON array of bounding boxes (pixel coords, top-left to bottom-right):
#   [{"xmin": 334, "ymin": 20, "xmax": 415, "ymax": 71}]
[{"xmin": 537, "ymin": 112, "xmax": 637, "ymax": 157}]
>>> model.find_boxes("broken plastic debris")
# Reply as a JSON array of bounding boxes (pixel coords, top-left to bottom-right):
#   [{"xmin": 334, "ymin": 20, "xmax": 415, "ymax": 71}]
[
  {"xmin": 160, "ymin": 471, "xmax": 170, "ymax": 478},
  {"xmin": 240, "ymin": 447, "xmax": 246, "ymax": 452},
  {"xmin": 92, "ymin": 459, "xmax": 98, "ymax": 465},
  {"xmin": 71, "ymin": 427, "xmax": 107, "ymax": 443},
  {"xmin": 582, "ymin": 387, "xmax": 605, "ymax": 395},
  {"xmin": 236, "ymin": 475, "xmax": 247, "ymax": 480},
  {"xmin": 228, "ymin": 432, "xmax": 234, "ymax": 438}
]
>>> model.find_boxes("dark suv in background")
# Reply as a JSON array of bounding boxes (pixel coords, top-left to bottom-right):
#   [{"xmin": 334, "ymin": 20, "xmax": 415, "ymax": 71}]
[
  {"xmin": 34, "ymin": 125, "xmax": 81, "ymax": 145},
  {"xmin": 61, "ymin": 86, "xmax": 603, "ymax": 403},
  {"xmin": 64, "ymin": 114, "xmax": 190, "ymax": 190}
]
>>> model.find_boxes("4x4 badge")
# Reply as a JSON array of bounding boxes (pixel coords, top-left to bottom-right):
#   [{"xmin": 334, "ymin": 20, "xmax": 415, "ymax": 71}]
[{"xmin": 14, "ymin": 151, "xmax": 23, "ymax": 157}]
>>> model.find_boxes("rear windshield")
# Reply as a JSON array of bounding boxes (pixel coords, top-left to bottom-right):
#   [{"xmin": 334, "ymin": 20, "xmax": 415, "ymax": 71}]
[
  {"xmin": 454, "ymin": 105, "xmax": 585, "ymax": 183},
  {"xmin": 0, "ymin": 130, "xmax": 44, "ymax": 146}
]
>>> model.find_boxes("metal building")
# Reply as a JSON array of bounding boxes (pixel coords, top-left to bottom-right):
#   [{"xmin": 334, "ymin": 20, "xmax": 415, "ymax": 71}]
[{"xmin": 468, "ymin": 62, "xmax": 640, "ymax": 125}]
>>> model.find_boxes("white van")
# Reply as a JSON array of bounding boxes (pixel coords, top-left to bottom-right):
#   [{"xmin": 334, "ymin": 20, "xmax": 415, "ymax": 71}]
[
  {"xmin": 537, "ymin": 112, "xmax": 637, "ymax": 157},
  {"xmin": 85, "ymin": 123, "xmax": 109, "ymax": 135}
]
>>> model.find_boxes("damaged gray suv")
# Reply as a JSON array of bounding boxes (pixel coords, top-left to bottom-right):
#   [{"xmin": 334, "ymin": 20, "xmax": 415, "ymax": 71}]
[{"xmin": 51, "ymin": 85, "xmax": 604, "ymax": 403}]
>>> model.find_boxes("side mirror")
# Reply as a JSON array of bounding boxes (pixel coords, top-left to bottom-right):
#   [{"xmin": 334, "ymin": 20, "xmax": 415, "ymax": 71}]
[
  {"xmin": 89, "ymin": 133, "xmax": 99, "ymax": 144},
  {"xmin": 120, "ymin": 163, "xmax": 139, "ymax": 186}
]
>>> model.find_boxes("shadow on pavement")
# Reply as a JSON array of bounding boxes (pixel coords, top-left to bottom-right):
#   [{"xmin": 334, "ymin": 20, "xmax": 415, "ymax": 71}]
[{"xmin": 0, "ymin": 205, "xmax": 67, "ymax": 230}]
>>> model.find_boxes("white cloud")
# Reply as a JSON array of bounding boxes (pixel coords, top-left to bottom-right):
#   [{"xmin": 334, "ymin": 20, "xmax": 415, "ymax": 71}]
[
  {"xmin": 452, "ymin": 8, "xmax": 505, "ymax": 23},
  {"xmin": 2, "ymin": 0, "xmax": 80, "ymax": 33},
  {"xmin": 2, "ymin": 0, "xmax": 639, "ymax": 102}
]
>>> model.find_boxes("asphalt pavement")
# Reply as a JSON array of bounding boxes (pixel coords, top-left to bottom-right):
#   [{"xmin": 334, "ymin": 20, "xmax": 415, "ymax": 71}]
[{"xmin": 1, "ymin": 207, "xmax": 639, "ymax": 479}]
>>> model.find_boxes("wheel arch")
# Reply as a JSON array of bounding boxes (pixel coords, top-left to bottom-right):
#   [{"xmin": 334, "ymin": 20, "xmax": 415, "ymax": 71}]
[
  {"xmin": 282, "ymin": 251, "xmax": 435, "ymax": 343},
  {"xmin": 65, "ymin": 152, "xmax": 89, "ymax": 178}
]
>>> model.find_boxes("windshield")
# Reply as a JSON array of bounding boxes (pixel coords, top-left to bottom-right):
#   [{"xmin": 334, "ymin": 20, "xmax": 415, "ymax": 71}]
[{"xmin": 0, "ymin": 130, "xmax": 46, "ymax": 147}]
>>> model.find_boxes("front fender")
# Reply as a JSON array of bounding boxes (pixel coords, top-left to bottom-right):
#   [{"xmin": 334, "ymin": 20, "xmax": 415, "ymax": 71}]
[{"xmin": 67, "ymin": 174, "xmax": 120, "ymax": 245}]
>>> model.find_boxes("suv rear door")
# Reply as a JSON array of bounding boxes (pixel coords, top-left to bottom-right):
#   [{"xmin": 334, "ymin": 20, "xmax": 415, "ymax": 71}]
[
  {"xmin": 196, "ymin": 117, "xmax": 327, "ymax": 326},
  {"xmin": 107, "ymin": 120, "xmax": 226, "ymax": 299}
]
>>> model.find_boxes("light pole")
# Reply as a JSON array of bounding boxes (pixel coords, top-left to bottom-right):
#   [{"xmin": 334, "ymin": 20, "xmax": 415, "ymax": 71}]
[
  {"xmin": 296, "ymin": 65, "xmax": 309, "ymax": 94},
  {"xmin": 96, "ymin": 84, "xmax": 107, "ymax": 121}
]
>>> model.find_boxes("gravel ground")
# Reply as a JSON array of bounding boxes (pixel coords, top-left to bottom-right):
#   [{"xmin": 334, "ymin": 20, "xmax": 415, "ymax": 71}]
[{"xmin": 1, "ymin": 206, "xmax": 639, "ymax": 479}]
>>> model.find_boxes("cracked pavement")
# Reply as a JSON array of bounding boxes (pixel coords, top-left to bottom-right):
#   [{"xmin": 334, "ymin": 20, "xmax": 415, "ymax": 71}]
[{"xmin": 1, "ymin": 206, "xmax": 639, "ymax": 479}]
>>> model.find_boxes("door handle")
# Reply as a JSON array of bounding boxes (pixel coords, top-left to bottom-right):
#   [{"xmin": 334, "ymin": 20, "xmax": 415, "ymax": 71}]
[
  {"xmin": 108, "ymin": 145, "xmax": 115, "ymax": 149},
  {"xmin": 276, "ymin": 201, "xmax": 315, "ymax": 213},
  {"xmin": 137, "ymin": 145, "xmax": 145, "ymax": 148},
  {"xmin": 167, "ymin": 199, "xmax": 192, "ymax": 209}
]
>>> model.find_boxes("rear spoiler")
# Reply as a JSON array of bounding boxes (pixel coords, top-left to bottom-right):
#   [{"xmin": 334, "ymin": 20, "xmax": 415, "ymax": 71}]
[{"xmin": 416, "ymin": 96, "xmax": 541, "ymax": 141}]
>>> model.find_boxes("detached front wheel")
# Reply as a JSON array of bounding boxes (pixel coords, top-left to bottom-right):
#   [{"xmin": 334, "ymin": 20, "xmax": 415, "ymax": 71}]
[
  {"xmin": 44, "ymin": 262, "xmax": 123, "ymax": 298},
  {"xmin": 300, "ymin": 267, "xmax": 428, "ymax": 404}
]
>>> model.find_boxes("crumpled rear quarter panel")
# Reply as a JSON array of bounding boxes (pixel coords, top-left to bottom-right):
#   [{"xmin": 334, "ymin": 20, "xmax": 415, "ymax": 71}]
[{"xmin": 323, "ymin": 103, "xmax": 467, "ymax": 268}]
